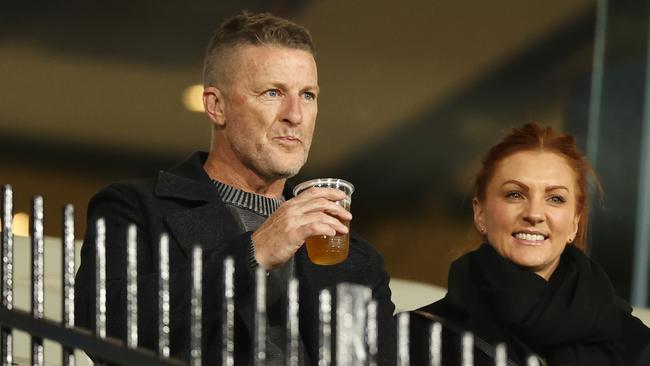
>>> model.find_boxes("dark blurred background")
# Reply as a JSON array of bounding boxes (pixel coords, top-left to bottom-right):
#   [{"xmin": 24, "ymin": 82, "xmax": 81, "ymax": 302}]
[{"xmin": 1, "ymin": 0, "xmax": 649, "ymax": 305}]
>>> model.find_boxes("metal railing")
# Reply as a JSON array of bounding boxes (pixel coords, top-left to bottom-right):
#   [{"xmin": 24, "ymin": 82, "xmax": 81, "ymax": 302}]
[{"xmin": 0, "ymin": 184, "xmax": 543, "ymax": 365}]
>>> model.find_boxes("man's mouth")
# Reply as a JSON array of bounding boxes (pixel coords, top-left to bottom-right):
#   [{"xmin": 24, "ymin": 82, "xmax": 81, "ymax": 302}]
[{"xmin": 274, "ymin": 136, "xmax": 301, "ymax": 144}]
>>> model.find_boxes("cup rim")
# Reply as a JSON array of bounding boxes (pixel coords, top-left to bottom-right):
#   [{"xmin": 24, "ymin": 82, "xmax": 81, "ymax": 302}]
[{"xmin": 292, "ymin": 178, "xmax": 355, "ymax": 196}]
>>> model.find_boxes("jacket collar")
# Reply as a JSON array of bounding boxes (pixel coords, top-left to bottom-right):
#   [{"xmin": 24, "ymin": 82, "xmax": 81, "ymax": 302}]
[
  {"xmin": 154, "ymin": 151, "xmax": 222, "ymax": 202},
  {"xmin": 154, "ymin": 151, "xmax": 297, "ymax": 201}
]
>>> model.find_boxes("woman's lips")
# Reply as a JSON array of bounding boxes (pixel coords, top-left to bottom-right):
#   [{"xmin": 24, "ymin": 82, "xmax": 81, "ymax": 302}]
[{"xmin": 512, "ymin": 232, "xmax": 548, "ymax": 245}]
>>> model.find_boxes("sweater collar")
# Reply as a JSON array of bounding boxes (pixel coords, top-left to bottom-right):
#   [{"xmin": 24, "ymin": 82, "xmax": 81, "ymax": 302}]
[{"xmin": 154, "ymin": 151, "xmax": 297, "ymax": 203}]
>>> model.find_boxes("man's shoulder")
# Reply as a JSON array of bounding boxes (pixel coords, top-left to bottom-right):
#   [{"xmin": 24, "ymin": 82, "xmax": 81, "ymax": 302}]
[
  {"xmin": 90, "ymin": 151, "xmax": 211, "ymax": 204},
  {"xmin": 87, "ymin": 179, "xmax": 158, "ymax": 217},
  {"xmin": 92, "ymin": 177, "xmax": 155, "ymax": 200}
]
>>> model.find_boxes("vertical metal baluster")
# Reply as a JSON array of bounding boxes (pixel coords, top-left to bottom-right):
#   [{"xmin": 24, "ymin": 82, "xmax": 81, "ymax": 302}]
[
  {"xmin": 95, "ymin": 219, "xmax": 107, "ymax": 340},
  {"xmin": 286, "ymin": 278, "xmax": 299, "ymax": 366},
  {"xmin": 526, "ymin": 355, "xmax": 540, "ymax": 366},
  {"xmin": 461, "ymin": 332, "xmax": 473, "ymax": 366},
  {"xmin": 222, "ymin": 257, "xmax": 234, "ymax": 366},
  {"xmin": 336, "ymin": 283, "xmax": 371, "ymax": 366},
  {"xmin": 429, "ymin": 322, "xmax": 442, "ymax": 366},
  {"xmin": 318, "ymin": 289, "xmax": 331, "ymax": 366},
  {"xmin": 495, "ymin": 343, "xmax": 507, "ymax": 366},
  {"xmin": 254, "ymin": 267, "xmax": 267, "ymax": 366},
  {"xmin": 397, "ymin": 312, "xmax": 409, "ymax": 366},
  {"xmin": 1, "ymin": 185, "xmax": 14, "ymax": 366},
  {"xmin": 190, "ymin": 246, "xmax": 202, "ymax": 366},
  {"xmin": 126, "ymin": 225, "xmax": 138, "ymax": 349},
  {"xmin": 62, "ymin": 204, "xmax": 75, "ymax": 366},
  {"xmin": 366, "ymin": 300, "xmax": 378, "ymax": 366},
  {"xmin": 31, "ymin": 196, "xmax": 45, "ymax": 366},
  {"xmin": 158, "ymin": 234, "xmax": 170, "ymax": 358}
]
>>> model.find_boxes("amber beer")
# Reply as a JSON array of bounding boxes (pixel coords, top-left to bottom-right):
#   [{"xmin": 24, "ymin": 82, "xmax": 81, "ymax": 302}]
[{"xmin": 293, "ymin": 178, "xmax": 354, "ymax": 265}]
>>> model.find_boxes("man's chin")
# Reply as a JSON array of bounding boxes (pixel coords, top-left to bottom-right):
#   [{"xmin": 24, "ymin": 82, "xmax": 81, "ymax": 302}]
[
  {"xmin": 267, "ymin": 155, "xmax": 307, "ymax": 178},
  {"xmin": 245, "ymin": 151, "xmax": 308, "ymax": 181},
  {"xmin": 257, "ymin": 161, "xmax": 305, "ymax": 181}
]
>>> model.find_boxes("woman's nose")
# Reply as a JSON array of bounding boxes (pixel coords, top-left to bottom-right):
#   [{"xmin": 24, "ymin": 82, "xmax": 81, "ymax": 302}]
[{"xmin": 522, "ymin": 200, "xmax": 545, "ymax": 225}]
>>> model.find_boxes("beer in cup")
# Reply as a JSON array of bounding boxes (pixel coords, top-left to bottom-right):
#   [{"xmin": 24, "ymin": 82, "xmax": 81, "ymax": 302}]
[{"xmin": 293, "ymin": 178, "xmax": 354, "ymax": 265}]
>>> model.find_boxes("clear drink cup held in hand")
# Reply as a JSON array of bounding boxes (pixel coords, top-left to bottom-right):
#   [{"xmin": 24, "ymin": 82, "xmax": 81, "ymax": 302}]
[{"xmin": 293, "ymin": 178, "xmax": 354, "ymax": 265}]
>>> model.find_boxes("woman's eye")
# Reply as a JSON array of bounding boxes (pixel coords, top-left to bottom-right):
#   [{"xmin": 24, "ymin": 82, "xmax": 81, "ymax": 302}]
[
  {"xmin": 548, "ymin": 195, "xmax": 566, "ymax": 204},
  {"xmin": 506, "ymin": 191, "xmax": 523, "ymax": 200}
]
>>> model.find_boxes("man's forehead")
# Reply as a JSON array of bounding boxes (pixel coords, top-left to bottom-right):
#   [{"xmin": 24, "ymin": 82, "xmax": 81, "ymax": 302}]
[
  {"xmin": 232, "ymin": 43, "xmax": 316, "ymax": 63},
  {"xmin": 230, "ymin": 44, "xmax": 318, "ymax": 83}
]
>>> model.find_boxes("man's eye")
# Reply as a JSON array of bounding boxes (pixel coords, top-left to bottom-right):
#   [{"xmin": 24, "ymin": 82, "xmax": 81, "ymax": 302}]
[
  {"xmin": 265, "ymin": 89, "xmax": 280, "ymax": 97},
  {"xmin": 303, "ymin": 92, "xmax": 316, "ymax": 101}
]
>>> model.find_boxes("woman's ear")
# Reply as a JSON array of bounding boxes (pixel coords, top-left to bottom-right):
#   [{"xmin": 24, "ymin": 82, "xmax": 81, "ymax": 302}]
[
  {"xmin": 473, "ymin": 197, "xmax": 486, "ymax": 234},
  {"xmin": 570, "ymin": 214, "xmax": 580, "ymax": 243}
]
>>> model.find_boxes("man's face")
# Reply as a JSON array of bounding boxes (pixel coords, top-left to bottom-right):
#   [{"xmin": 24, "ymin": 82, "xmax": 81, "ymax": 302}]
[{"xmin": 214, "ymin": 45, "xmax": 319, "ymax": 181}]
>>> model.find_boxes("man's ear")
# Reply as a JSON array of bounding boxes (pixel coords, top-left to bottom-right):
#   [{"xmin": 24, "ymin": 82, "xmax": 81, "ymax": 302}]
[
  {"xmin": 203, "ymin": 86, "xmax": 226, "ymax": 128},
  {"xmin": 473, "ymin": 197, "xmax": 486, "ymax": 233}
]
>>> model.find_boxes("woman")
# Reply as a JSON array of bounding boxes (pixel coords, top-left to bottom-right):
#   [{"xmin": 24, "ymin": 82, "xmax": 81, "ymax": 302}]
[{"xmin": 411, "ymin": 123, "xmax": 650, "ymax": 365}]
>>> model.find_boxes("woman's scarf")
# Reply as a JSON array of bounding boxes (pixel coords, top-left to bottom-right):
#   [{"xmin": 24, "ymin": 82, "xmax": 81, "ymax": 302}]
[{"xmin": 446, "ymin": 243, "xmax": 625, "ymax": 365}]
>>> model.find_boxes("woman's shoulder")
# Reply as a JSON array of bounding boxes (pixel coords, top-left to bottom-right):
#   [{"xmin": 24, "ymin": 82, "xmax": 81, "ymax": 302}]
[
  {"xmin": 616, "ymin": 298, "xmax": 650, "ymax": 365},
  {"xmin": 414, "ymin": 297, "xmax": 460, "ymax": 323}
]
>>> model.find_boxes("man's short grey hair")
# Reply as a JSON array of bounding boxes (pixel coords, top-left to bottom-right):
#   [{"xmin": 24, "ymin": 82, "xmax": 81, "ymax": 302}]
[{"xmin": 203, "ymin": 11, "xmax": 315, "ymax": 87}]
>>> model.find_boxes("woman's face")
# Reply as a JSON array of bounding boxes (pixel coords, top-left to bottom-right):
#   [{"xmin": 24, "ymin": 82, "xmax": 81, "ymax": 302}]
[{"xmin": 473, "ymin": 151, "xmax": 580, "ymax": 280}]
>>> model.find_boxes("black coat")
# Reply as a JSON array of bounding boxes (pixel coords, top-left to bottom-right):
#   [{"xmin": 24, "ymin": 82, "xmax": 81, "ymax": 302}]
[
  {"xmin": 408, "ymin": 244, "xmax": 650, "ymax": 366},
  {"xmin": 74, "ymin": 152, "xmax": 396, "ymax": 365}
]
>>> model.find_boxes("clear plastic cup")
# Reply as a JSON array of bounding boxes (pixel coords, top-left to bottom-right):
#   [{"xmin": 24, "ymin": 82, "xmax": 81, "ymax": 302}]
[{"xmin": 293, "ymin": 178, "xmax": 354, "ymax": 265}]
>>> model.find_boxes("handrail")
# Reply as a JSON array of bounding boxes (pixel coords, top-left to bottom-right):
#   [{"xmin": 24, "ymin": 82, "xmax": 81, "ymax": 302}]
[{"xmin": 0, "ymin": 307, "xmax": 185, "ymax": 366}]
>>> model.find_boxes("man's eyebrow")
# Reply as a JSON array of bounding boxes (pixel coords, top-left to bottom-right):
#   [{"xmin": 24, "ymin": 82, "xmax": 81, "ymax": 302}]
[{"xmin": 301, "ymin": 84, "xmax": 320, "ymax": 93}]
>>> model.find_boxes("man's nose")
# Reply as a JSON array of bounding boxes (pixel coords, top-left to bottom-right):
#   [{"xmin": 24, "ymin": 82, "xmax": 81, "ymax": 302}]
[
  {"xmin": 280, "ymin": 95, "xmax": 303, "ymax": 125},
  {"xmin": 522, "ymin": 199, "xmax": 545, "ymax": 225}
]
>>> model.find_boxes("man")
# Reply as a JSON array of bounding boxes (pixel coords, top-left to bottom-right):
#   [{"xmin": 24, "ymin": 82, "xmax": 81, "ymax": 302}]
[{"xmin": 75, "ymin": 11, "xmax": 396, "ymax": 365}]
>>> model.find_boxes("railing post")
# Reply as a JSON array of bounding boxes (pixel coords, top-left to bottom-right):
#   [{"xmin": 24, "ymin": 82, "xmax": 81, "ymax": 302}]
[
  {"xmin": 461, "ymin": 332, "xmax": 473, "ymax": 366},
  {"xmin": 254, "ymin": 267, "xmax": 267, "ymax": 366},
  {"xmin": 62, "ymin": 204, "xmax": 75, "ymax": 366},
  {"xmin": 95, "ymin": 218, "xmax": 107, "ymax": 343},
  {"xmin": 2, "ymin": 185, "xmax": 14, "ymax": 366},
  {"xmin": 158, "ymin": 234, "xmax": 170, "ymax": 358},
  {"xmin": 190, "ymin": 246, "xmax": 202, "ymax": 366},
  {"xmin": 495, "ymin": 343, "xmax": 507, "ymax": 366},
  {"xmin": 396, "ymin": 312, "xmax": 409, "ymax": 366},
  {"xmin": 126, "ymin": 225, "xmax": 138, "ymax": 349},
  {"xmin": 286, "ymin": 278, "xmax": 299, "ymax": 366},
  {"xmin": 366, "ymin": 300, "xmax": 378, "ymax": 366},
  {"xmin": 335, "ymin": 283, "xmax": 371, "ymax": 366},
  {"xmin": 429, "ymin": 322, "xmax": 442, "ymax": 366},
  {"xmin": 222, "ymin": 257, "xmax": 235, "ymax": 366},
  {"xmin": 31, "ymin": 196, "xmax": 45, "ymax": 366},
  {"xmin": 318, "ymin": 289, "xmax": 331, "ymax": 366}
]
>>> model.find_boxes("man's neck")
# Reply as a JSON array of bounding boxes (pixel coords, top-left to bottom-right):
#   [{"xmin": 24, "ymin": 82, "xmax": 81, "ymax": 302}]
[{"xmin": 203, "ymin": 153, "xmax": 286, "ymax": 199}]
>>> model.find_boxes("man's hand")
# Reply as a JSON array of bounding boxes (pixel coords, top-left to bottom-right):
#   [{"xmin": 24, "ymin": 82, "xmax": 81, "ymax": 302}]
[{"xmin": 251, "ymin": 188, "xmax": 352, "ymax": 270}]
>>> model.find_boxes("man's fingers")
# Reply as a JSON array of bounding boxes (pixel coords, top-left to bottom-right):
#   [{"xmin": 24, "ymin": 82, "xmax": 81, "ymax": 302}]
[
  {"xmin": 285, "ymin": 196, "xmax": 352, "ymax": 221},
  {"xmin": 293, "ymin": 187, "xmax": 347, "ymax": 202},
  {"xmin": 295, "ymin": 212, "xmax": 349, "ymax": 238}
]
